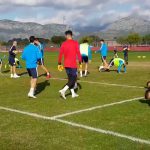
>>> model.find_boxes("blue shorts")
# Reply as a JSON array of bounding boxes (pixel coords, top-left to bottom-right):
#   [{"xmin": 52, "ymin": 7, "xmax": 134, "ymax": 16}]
[
  {"xmin": 65, "ymin": 68, "xmax": 77, "ymax": 77},
  {"xmin": 82, "ymin": 56, "xmax": 88, "ymax": 63},
  {"xmin": 37, "ymin": 58, "xmax": 44, "ymax": 65},
  {"xmin": 27, "ymin": 68, "xmax": 38, "ymax": 79},
  {"xmin": 9, "ymin": 57, "xmax": 16, "ymax": 66}
]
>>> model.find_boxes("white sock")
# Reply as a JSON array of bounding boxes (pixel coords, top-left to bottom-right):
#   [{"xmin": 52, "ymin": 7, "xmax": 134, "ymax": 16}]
[
  {"xmin": 70, "ymin": 89, "xmax": 76, "ymax": 96},
  {"xmin": 47, "ymin": 72, "xmax": 50, "ymax": 75},
  {"xmin": 80, "ymin": 71, "xmax": 82, "ymax": 77},
  {"xmin": 29, "ymin": 88, "xmax": 34, "ymax": 95},
  {"xmin": 62, "ymin": 85, "xmax": 69, "ymax": 92},
  {"xmin": 85, "ymin": 70, "xmax": 88, "ymax": 76},
  {"xmin": 74, "ymin": 83, "xmax": 78, "ymax": 89}
]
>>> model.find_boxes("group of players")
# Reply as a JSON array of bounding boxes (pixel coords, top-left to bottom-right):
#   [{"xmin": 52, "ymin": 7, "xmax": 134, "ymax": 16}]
[{"xmin": 0, "ymin": 30, "xmax": 129, "ymax": 99}]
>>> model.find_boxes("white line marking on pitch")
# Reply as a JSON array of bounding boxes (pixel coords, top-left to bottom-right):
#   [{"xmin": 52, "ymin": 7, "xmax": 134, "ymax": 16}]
[
  {"xmin": 51, "ymin": 77, "xmax": 144, "ymax": 89},
  {"xmin": 56, "ymin": 119, "xmax": 150, "ymax": 145},
  {"xmin": 0, "ymin": 104, "xmax": 150, "ymax": 145},
  {"xmin": 51, "ymin": 97, "xmax": 143, "ymax": 119},
  {"xmin": 0, "ymin": 74, "xmax": 144, "ymax": 89}
]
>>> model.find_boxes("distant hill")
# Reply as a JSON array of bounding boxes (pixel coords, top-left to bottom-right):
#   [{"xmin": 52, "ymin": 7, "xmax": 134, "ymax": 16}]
[
  {"xmin": 0, "ymin": 15, "xmax": 150, "ymax": 41},
  {"xmin": 92, "ymin": 15, "xmax": 150, "ymax": 40},
  {"xmin": 0, "ymin": 20, "xmax": 69, "ymax": 41}
]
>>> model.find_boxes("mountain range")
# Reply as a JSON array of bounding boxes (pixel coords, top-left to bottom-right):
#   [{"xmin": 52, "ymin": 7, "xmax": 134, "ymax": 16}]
[{"xmin": 0, "ymin": 15, "xmax": 150, "ymax": 41}]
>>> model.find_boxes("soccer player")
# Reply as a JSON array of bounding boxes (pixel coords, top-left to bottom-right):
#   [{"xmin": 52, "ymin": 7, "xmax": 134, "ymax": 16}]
[
  {"xmin": 95, "ymin": 39, "xmax": 108, "ymax": 68},
  {"xmin": 22, "ymin": 36, "xmax": 42, "ymax": 99},
  {"xmin": 34, "ymin": 38, "xmax": 51, "ymax": 79},
  {"xmin": 108, "ymin": 58, "xmax": 127, "ymax": 73},
  {"xmin": 123, "ymin": 45, "xmax": 129, "ymax": 65},
  {"xmin": 79, "ymin": 40, "xmax": 92, "ymax": 77},
  {"xmin": 0, "ymin": 57, "xmax": 2, "ymax": 73},
  {"xmin": 114, "ymin": 46, "xmax": 118, "ymax": 58},
  {"xmin": 9, "ymin": 41, "xmax": 20, "ymax": 78},
  {"xmin": 58, "ymin": 30, "xmax": 82, "ymax": 99}
]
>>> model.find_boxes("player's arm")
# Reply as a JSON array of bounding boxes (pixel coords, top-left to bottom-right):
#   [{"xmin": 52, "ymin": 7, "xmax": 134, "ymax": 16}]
[
  {"xmin": 58, "ymin": 44, "xmax": 64, "ymax": 65},
  {"xmin": 22, "ymin": 49, "xmax": 26, "ymax": 60}
]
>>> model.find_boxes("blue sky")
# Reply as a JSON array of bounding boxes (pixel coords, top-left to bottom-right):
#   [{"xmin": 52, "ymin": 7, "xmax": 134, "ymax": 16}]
[{"xmin": 0, "ymin": 0, "xmax": 149, "ymax": 26}]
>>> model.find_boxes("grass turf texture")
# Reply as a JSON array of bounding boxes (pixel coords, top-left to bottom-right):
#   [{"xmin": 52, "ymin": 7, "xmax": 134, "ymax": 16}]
[{"xmin": 0, "ymin": 51, "xmax": 150, "ymax": 149}]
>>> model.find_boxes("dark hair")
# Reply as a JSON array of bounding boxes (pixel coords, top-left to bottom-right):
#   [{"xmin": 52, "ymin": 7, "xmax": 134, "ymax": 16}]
[
  {"xmin": 65, "ymin": 30, "xmax": 73, "ymax": 36},
  {"xmin": 83, "ymin": 39, "xmax": 88, "ymax": 43},
  {"xmin": 100, "ymin": 39, "xmax": 105, "ymax": 42},
  {"xmin": 29, "ymin": 36, "xmax": 35, "ymax": 43},
  {"xmin": 35, "ymin": 38, "xmax": 39, "ymax": 41}
]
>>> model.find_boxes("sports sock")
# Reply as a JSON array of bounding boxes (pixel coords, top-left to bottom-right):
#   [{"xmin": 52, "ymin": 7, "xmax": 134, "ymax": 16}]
[
  {"xmin": 85, "ymin": 70, "xmax": 88, "ymax": 76},
  {"xmin": 62, "ymin": 85, "xmax": 69, "ymax": 92},
  {"xmin": 80, "ymin": 71, "xmax": 82, "ymax": 77},
  {"xmin": 70, "ymin": 89, "xmax": 76, "ymax": 96},
  {"xmin": 29, "ymin": 88, "xmax": 34, "ymax": 95}
]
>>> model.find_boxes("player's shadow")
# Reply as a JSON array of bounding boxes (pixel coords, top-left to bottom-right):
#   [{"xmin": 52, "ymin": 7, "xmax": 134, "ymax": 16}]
[
  {"xmin": 2, "ymin": 70, "xmax": 10, "ymax": 73},
  {"xmin": 18, "ymin": 72, "xmax": 28, "ymax": 76},
  {"xmin": 35, "ymin": 80, "xmax": 50, "ymax": 95},
  {"xmin": 139, "ymin": 99, "xmax": 150, "ymax": 106}
]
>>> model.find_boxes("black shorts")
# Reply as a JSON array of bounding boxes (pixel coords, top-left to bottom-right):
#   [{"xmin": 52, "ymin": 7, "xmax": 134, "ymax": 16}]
[
  {"xmin": 9, "ymin": 57, "xmax": 16, "ymax": 66},
  {"xmin": 101, "ymin": 56, "xmax": 107, "ymax": 62},
  {"xmin": 82, "ymin": 56, "xmax": 88, "ymax": 63},
  {"xmin": 37, "ymin": 58, "xmax": 44, "ymax": 65},
  {"xmin": 27, "ymin": 68, "xmax": 38, "ymax": 79}
]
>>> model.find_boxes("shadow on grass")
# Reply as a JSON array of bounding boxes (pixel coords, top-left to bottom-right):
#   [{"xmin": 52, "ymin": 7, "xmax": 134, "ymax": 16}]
[
  {"xmin": 2, "ymin": 70, "xmax": 10, "ymax": 73},
  {"xmin": 18, "ymin": 72, "xmax": 28, "ymax": 76},
  {"xmin": 139, "ymin": 99, "xmax": 150, "ymax": 106},
  {"xmin": 35, "ymin": 80, "xmax": 50, "ymax": 96}
]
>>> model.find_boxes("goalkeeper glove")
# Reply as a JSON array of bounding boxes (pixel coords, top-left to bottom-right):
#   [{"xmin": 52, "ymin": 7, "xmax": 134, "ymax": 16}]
[
  {"xmin": 58, "ymin": 65, "xmax": 64, "ymax": 72},
  {"xmin": 79, "ymin": 64, "xmax": 82, "ymax": 71}
]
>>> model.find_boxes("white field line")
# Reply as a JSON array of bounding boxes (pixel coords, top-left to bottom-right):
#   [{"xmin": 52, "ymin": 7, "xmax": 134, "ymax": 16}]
[
  {"xmin": 51, "ymin": 97, "xmax": 143, "ymax": 119},
  {"xmin": 51, "ymin": 77, "xmax": 144, "ymax": 89},
  {"xmin": 0, "ymin": 105, "xmax": 150, "ymax": 145},
  {"xmin": 0, "ymin": 73, "xmax": 144, "ymax": 89},
  {"xmin": 56, "ymin": 119, "xmax": 150, "ymax": 145}
]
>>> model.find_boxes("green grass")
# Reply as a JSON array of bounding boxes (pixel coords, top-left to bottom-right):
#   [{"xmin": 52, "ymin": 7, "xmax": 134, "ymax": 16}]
[{"xmin": 0, "ymin": 51, "xmax": 150, "ymax": 150}]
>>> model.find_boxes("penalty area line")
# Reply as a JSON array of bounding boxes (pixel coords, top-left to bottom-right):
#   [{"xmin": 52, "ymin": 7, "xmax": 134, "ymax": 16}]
[{"xmin": 0, "ymin": 105, "xmax": 150, "ymax": 145}]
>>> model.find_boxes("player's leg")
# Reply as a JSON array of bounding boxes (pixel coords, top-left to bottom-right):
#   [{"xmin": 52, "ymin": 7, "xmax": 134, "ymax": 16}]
[
  {"xmin": 13, "ymin": 65, "xmax": 20, "ymax": 78},
  {"xmin": 84, "ymin": 56, "xmax": 89, "ymax": 76},
  {"xmin": 118, "ymin": 61, "xmax": 124, "ymax": 73},
  {"xmin": 0, "ymin": 60, "xmax": 2, "ymax": 73},
  {"xmin": 80, "ymin": 56, "xmax": 84, "ymax": 77},
  {"xmin": 39, "ymin": 58, "xmax": 51, "ymax": 79},
  {"xmin": 27, "ymin": 68, "xmax": 38, "ymax": 98}
]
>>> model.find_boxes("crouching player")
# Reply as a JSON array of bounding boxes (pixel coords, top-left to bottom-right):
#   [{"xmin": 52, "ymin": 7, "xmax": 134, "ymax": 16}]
[
  {"xmin": 79, "ymin": 40, "xmax": 92, "ymax": 77},
  {"xmin": 22, "ymin": 36, "xmax": 42, "ymax": 99},
  {"xmin": 108, "ymin": 58, "xmax": 126, "ymax": 73},
  {"xmin": 58, "ymin": 30, "xmax": 82, "ymax": 100}
]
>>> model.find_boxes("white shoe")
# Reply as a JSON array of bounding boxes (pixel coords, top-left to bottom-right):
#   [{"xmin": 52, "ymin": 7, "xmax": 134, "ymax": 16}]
[
  {"xmin": 28, "ymin": 93, "xmax": 37, "ymax": 99},
  {"xmin": 59, "ymin": 90, "xmax": 66, "ymax": 100},
  {"xmin": 72, "ymin": 94, "xmax": 79, "ymax": 98},
  {"xmin": 14, "ymin": 74, "xmax": 20, "ymax": 78}
]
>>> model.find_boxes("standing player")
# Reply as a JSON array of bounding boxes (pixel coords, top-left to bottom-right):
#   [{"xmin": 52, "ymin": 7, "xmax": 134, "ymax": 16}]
[
  {"xmin": 79, "ymin": 40, "xmax": 92, "ymax": 77},
  {"xmin": 114, "ymin": 46, "xmax": 118, "ymax": 58},
  {"xmin": 123, "ymin": 45, "xmax": 129, "ymax": 65},
  {"xmin": 0, "ymin": 57, "xmax": 2, "ymax": 73},
  {"xmin": 95, "ymin": 39, "xmax": 108, "ymax": 68},
  {"xmin": 22, "ymin": 36, "xmax": 42, "ymax": 99},
  {"xmin": 34, "ymin": 38, "xmax": 51, "ymax": 79},
  {"xmin": 58, "ymin": 30, "xmax": 82, "ymax": 99},
  {"xmin": 9, "ymin": 41, "xmax": 20, "ymax": 78}
]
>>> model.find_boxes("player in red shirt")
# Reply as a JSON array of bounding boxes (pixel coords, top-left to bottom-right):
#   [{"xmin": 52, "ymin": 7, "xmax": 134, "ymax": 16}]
[{"xmin": 58, "ymin": 30, "xmax": 82, "ymax": 99}]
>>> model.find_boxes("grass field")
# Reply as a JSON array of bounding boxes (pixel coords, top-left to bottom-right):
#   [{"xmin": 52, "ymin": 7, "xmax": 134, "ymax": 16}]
[{"xmin": 0, "ymin": 51, "xmax": 150, "ymax": 150}]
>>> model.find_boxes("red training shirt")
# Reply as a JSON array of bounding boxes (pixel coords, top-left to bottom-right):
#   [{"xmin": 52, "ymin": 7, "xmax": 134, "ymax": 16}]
[{"xmin": 58, "ymin": 39, "xmax": 82, "ymax": 68}]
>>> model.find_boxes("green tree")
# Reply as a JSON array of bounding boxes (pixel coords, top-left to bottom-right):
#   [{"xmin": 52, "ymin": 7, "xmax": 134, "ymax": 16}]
[
  {"xmin": 142, "ymin": 34, "xmax": 150, "ymax": 45},
  {"xmin": 126, "ymin": 33, "xmax": 141, "ymax": 46},
  {"xmin": 79, "ymin": 35, "xmax": 100, "ymax": 44},
  {"xmin": 51, "ymin": 36, "xmax": 66, "ymax": 46},
  {"xmin": 116, "ymin": 36, "xmax": 128, "ymax": 45}
]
